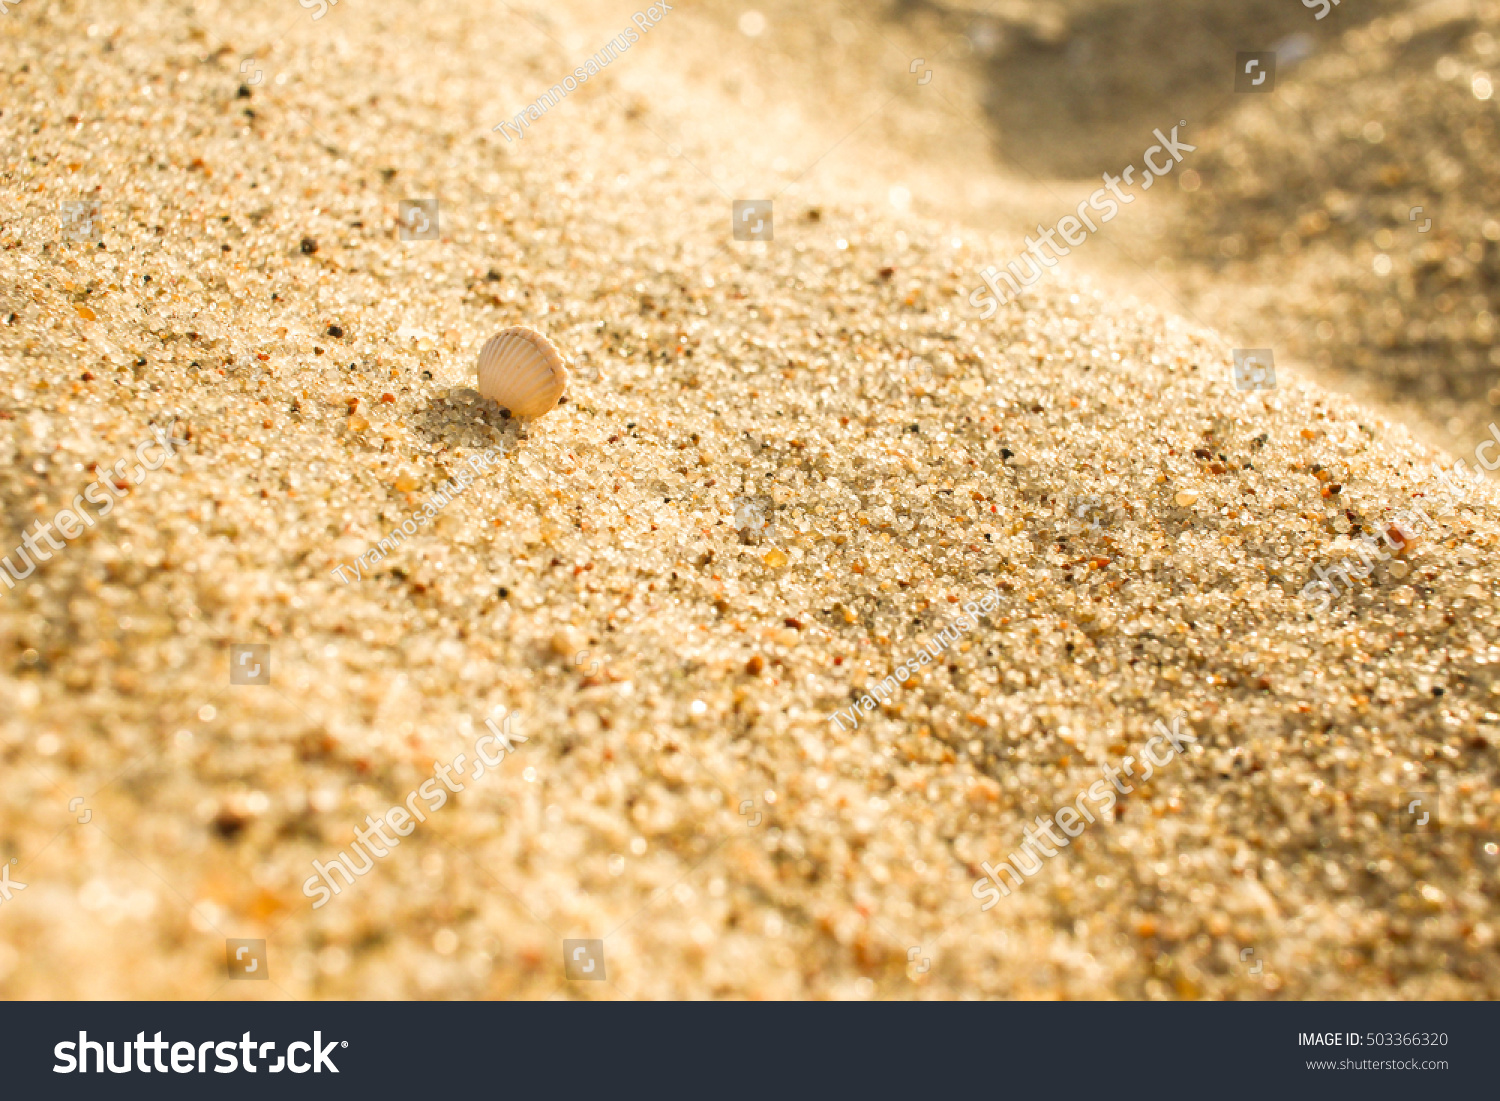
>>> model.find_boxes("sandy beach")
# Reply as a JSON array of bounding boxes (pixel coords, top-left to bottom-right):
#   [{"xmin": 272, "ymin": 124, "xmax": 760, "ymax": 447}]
[{"xmin": 1, "ymin": 0, "xmax": 1498, "ymax": 999}]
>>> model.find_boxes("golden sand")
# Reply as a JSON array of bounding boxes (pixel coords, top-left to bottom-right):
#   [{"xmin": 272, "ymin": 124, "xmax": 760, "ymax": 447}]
[{"xmin": 0, "ymin": 0, "xmax": 1497, "ymax": 999}]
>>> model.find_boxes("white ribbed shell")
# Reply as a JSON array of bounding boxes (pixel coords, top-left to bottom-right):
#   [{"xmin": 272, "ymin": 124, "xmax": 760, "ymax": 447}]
[{"xmin": 476, "ymin": 326, "xmax": 568, "ymax": 418}]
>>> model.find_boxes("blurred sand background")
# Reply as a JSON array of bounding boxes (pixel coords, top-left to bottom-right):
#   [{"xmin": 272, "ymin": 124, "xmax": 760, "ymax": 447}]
[{"xmin": 1, "ymin": 0, "xmax": 1498, "ymax": 999}]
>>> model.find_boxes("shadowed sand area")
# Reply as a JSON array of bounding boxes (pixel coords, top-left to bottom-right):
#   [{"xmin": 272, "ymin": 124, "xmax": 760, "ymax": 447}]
[{"xmin": 0, "ymin": 0, "xmax": 1497, "ymax": 999}]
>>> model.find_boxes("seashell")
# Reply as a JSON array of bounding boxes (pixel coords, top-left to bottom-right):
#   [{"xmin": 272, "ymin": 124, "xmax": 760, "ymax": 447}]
[{"xmin": 476, "ymin": 326, "xmax": 568, "ymax": 418}]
